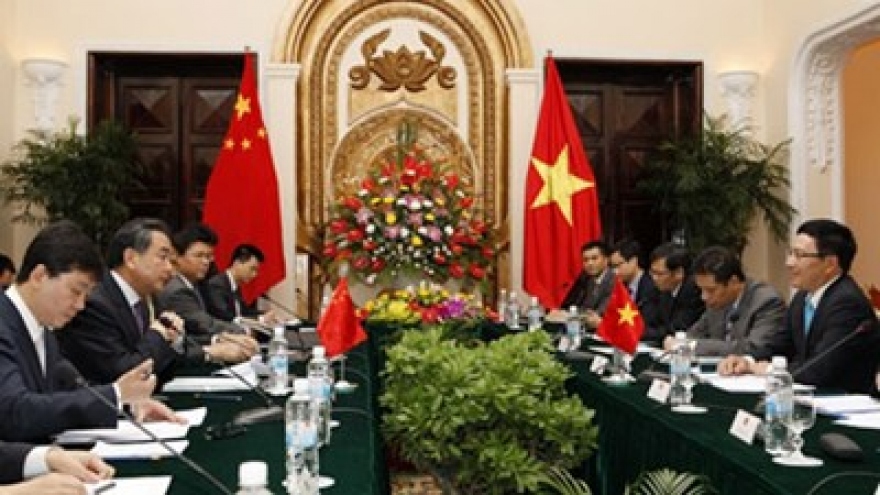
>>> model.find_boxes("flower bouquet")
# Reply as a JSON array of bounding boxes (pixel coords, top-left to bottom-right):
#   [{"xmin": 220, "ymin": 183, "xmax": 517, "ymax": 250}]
[{"xmin": 359, "ymin": 283, "xmax": 492, "ymax": 325}]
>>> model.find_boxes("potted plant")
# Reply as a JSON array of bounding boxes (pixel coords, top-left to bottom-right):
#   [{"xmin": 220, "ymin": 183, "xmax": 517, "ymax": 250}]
[
  {"xmin": 381, "ymin": 327, "xmax": 598, "ymax": 495},
  {"xmin": 0, "ymin": 117, "xmax": 141, "ymax": 246},
  {"xmin": 638, "ymin": 115, "xmax": 796, "ymax": 254}
]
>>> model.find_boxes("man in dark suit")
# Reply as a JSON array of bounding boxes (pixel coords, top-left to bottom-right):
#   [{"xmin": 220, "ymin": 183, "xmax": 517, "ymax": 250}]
[
  {"xmin": 206, "ymin": 244, "xmax": 278, "ymax": 324},
  {"xmin": 158, "ymin": 224, "xmax": 257, "ymax": 358},
  {"xmin": 0, "ymin": 221, "xmax": 172, "ymax": 442},
  {"xmin": 641, "ymin": 242, "xmax": 705, "ymax": 343},
  {"xmin": 610, "ymin": 239, "xmax": 662, "ymax": 326},
  {"xmin": 667, "ymin": 246, "xmax": 786, "ymax": 357},
  {"xmin": 59, "ymin": 218, "xmax": 246, "ymax": 385},
  {"xmin": 0, "ymin": 254, "xmax": 15, "ymax": 290},
  {"xmin": 554, "ymin": 240, "xmax": 615, "ymax": 329},
  {"xmin": 720, "ymin": 219, "xmax": 880, "ymax": 393},
  {"xmin": 0, "ymin": 441, "xmax": 113, "ymax": 491}
]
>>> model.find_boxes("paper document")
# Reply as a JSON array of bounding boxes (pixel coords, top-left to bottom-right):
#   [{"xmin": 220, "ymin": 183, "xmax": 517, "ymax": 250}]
[
  {"xmin": 212, "ymin": 361, "xmax": 259, "ymax": 382},
  {"xmin": 56, "ymin": 420, "xmax": 190, "ymax": 444},
  {"xmin": 86, "ymin": 476, "xmax": 172, "ymax": 495},
  {"xmin": 700, "ymin": 373, "xmax": 813, "ymax": 393},
  {"xmin": 813, "ymin": 395, "xmax": 880, "ymax": 416},
  {"xmin": 833, "ymin": 412, "xmax": 880, "ymax": 429},
  {"xmin": 91, "ymin": 440, "xmax": 188, "ymax": 460},
  {"xmin": 176, "ymin": 407, "xmax": 207, "ymax": 427},
  {"xmin": 162, "ymin": 376, "xmax": 253, "ymax": 393}
]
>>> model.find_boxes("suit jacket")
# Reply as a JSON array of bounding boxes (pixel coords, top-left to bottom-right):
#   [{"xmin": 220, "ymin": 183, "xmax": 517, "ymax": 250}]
[
  {"xmin": 158, "ymin": 274, "xmax": 242, "ymax": 340},
  {"xmin": 0, "ymin": 295, "xmax": 117, "ymax": 443},
  {"xmin": 560, "ymin": 269, "xmax": 615, "ymax": 315},
  {"xmin": 687, "ymin": 279, "xmax": 786, "ymax": 357},
  {"xmin": 767, "ymin": 275, "xmax": 880, "ymax": 393},
  {"xmin": 631, "ymin": 272, "xmax": 663, "ymax": 332},
  {"xmin": 0, "ymin": 441, "xmax": 35, "ymax": 483},
  {"xmin": 58, "ymin": 272, "xmax": 201, "ymax": 385},
  {"xmin": 641, "ymin": 276, "xmax": 705, "ymax": 343},
  {"xmin": 205, "ymin": 272, "xmax": 259, "ymax": 322}
]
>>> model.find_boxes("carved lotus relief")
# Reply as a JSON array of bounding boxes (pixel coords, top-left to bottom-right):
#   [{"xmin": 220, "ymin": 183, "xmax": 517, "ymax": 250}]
[{"xmin": 350, "ymin": 29, "xmax": 457, "ymax": 92}]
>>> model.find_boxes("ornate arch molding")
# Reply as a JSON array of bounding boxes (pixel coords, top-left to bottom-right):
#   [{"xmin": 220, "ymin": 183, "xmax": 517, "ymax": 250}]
[
  {"xmin": 791, "ymin": 4, "xmax": 880, "ymax": 218},
  {"xmin": 273, "ymin": 0, "xmax": 532, "ymax": 259}
]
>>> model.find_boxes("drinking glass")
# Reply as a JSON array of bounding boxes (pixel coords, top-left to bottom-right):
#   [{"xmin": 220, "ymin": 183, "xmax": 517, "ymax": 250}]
[{"xmin": 774, "ymin": 389, "xmax": 823, "ymax": 467}]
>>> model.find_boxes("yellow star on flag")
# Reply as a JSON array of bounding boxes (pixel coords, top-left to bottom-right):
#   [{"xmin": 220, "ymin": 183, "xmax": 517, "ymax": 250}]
[
  {"xmin": 234, "ymin": 94, "xmax": 251, "ymax": 120},
  {"xmin": 223, "ymin": 138, "xmax": 235, "ymax": 150},
  {"xmin": 257, "ymin": 128, "xmax": 267, "ymax": 139},
  {"xmin": 530, "ymin": 145, "xmax": 594, "ymax": 225},
  {"xmin": 617, "ymin": 302, "xmax": 639, "ymax": 327},
  {"xmin": 241, "ymin": 138, "xmax": 252, "ymax": 151}
]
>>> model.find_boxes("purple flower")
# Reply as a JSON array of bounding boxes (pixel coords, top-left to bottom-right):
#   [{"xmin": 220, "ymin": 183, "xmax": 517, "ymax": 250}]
[
  {"xmin": 356, "ymin": 207, "xmax": 374, "ymax": 224},
  {"xmin": 408, "ymin": 212, "xmax": 424, "ymax": 226},
  {"xmin": 386, "ymin": 225, "xmax": 401, "ymax": 239},
  {"xmin": 438, "ymin": 297, "xmax": 468, "ymax": 319}
]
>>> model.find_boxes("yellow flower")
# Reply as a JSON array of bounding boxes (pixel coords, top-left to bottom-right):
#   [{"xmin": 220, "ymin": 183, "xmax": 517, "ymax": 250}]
[
  {"xmin": 386, "ymin": 212, "xmax": 397, "ymax": 225},
  {"xmin": 383, "ymin": 196, "xmax": 394, "ymax": 204},
  {"xmin": 370, "ymin": 197, "xmax": 382, "ymax": 206},
  {"xmin": 387, "ymin": 300, "xmax": 411, "ymax": 319},
  {"xmin": 425, "ymin": 213, "xmax": 435, "ymax": 221},
  {"xmin": 411, "ymin": 235, "xmax": 423, "ymax": 247}
]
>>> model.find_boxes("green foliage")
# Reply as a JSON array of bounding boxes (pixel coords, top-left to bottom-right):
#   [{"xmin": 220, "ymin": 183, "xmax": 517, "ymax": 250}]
[
  {"xmin": 639, "ymin": 115, "xmax": 795, "ymax": 254},
  {"xmin": 381, "ymin": 327, "xmax": 598, "ymax": 495},
  {"xmin": 625, "ymin": 469, "xmax": 716, "ymax": 495},
  {"xmin": 538, "ymin": 467, "xmax": 593, "ymax": 495},
  {"xmin": 0, "ymin": 117, "xmax": 141, "ymax": 246}
]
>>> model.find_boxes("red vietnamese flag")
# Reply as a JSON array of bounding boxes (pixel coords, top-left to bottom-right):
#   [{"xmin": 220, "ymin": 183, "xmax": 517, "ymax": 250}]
[
  {"xmin": 596, "ymin": 277, "xmax": 644, "ymax": 354},
  {"xmin": 524, "ymin": 56, "xmax": 602, "ymax": 309},
  {"xmin": 317, "ymin": 277, "xmax": 368, "ymax": 358},
  {"xmin": 203, "ymin": 53, "xmax": 286, "ymax": 303}
]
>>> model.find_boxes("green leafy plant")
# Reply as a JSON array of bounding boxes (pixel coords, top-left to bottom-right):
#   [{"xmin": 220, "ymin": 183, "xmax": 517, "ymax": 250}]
[
  {"xmin": 639, "ymin": 115, "xmax": 795, "ymax": 254},
  {"xmin": 625, "ymin": 469, "xmax": 716, "ymax": 495},
  {"xmin": 539, "ymin": 467, "xmax": 593, "ymax": 495},
  {"xmin": 0, "ymin": 117, "xmax": 141, "ymax": 245},
  {"xmin": 381, "ymin": 327, "xmax": 598, "ymax": 495}
]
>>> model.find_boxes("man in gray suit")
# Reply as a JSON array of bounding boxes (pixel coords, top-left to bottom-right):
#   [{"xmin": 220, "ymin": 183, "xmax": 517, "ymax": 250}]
[{"xmin": 664, "ymin": 246, "xmax": 786, "ymax": 357}]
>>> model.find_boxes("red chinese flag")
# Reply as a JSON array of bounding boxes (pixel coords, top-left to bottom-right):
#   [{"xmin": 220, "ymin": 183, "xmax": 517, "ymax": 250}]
[
  {"xmin": 317, "ymin": 278, "xmax": 368, "ymax": 358},
  {"xmin": 596, "ymin": 277, "xmax": 645, "ymax": 355},
  {"xmin": 523, "ymin": 56, "xmax": 602, "ymax": 309},
  {"xmin": 203, "ymin": 53, "xmax": 286, "ymax": 303}
]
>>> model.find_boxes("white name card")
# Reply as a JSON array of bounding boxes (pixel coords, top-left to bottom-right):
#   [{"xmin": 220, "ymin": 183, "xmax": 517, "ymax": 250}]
[
  {"xmin": 647, "ymin": 379, "xmax": 671, "ymax": 403},
  {"xmin": 729, "ymin": 409, "xmax": 761, "ymax": 445},
  {"xmin": 590, "ymin": 355, "xmax": 609, "ymax": 374}
]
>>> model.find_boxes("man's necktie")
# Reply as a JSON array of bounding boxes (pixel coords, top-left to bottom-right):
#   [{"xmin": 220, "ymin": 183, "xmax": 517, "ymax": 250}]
[
  {"xmin": 132, "ymin": 300, "xmax": 148, "ymax": 334},
  {"xmin": 803, "ymin": 299, "xmax": 815, "ymax": 336}
]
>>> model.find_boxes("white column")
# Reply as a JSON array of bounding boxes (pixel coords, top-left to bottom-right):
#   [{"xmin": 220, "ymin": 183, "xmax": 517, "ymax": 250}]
[
  {"xmin": 718, "ymin": 70, "xmax": 759, "ymax": 133},
  {"xmin": 505, "ymin": 68, "xmax": 542, "ymax": 294},
  {"xmin": 263, "ymin": 62, "xmax": 301, "ymax": 309},
  {"xmin": 21, "ymin": 58, "xmax": 67, "ymax": 132}
]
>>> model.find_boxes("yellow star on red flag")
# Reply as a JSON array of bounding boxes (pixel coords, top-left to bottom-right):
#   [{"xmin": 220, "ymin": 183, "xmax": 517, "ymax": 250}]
[
  {"xmin": 617, "ymin": 302, "xmax": 639, "ymax": 327},
  {"xmin": 530, "ymin": 145, "xmax": 594, "ymax": 226}
]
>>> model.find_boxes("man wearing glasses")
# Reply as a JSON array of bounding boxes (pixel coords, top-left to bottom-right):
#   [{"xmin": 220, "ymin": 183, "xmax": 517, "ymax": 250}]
[
  {"xmin": 719, "ymin": 219, "xmax": 880, "ymax": 393},
  {"xmin": 641, "ymin": 242, "xmax": 705, "ymax": 343}
]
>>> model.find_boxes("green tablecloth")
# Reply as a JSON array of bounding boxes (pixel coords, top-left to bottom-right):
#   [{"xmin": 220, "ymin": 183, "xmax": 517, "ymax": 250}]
[
  {"xmin": 114, "ymin": 342, "xmax": 386, "ymax": 495},
  {"xmin": 567, "ymin": 354, "xmax": 880, "ymax": 495}
]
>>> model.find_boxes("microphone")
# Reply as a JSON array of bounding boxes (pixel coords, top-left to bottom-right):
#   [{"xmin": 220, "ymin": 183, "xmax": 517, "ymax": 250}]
[
  {"xmin": 233, "ymin": 316, "xmax": 273, "ymax": 338},
  {"xmin": 261, "ymin": 293, "xmax": 302, "ymax": 324},
  {"xmin": 261, "ymin": 293, "xmax": 310, "ymax": 354},
  {"xmin": 57, "ymin": 362, "xmax": 233, "ymax": 495},
  {"xmin": 791, "ymin": 319, "xmax": 875, "ymax": 381},
  {"xmin": 159, "ymin": 317, "xmax": 284, "ymax": 426}
]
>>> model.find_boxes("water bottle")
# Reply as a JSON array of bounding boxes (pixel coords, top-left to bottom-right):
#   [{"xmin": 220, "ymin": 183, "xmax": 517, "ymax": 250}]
[
  {"xmin": 764, "ymin": 356, "xmax": 793, "ymax": 456},
  {"xmin": 526, "ymin": 296, "xmax": 543, "ymax": 332},
  {"xmin": 669, "ymin": 331, "xmax": 692, "ymax": 406},
  {"xmin": 285, "ymin": 379, "xmax": 319, "ymax": 495},
  {"xmin": 268, "ymin": 326, "xmax": 289, "ymax": 393},
  {"xmin": 236, "ymin": 461, "xmax": 273, "ymax": 495},
  {"xmin": 498, "ymin": 289, "xmax": 507, "ymax": 323},
  {"xmin": 506, "ymin": 290, "xmax": 521, "ymax": 329},
  {"xmin": 565, "ymin": 305, "xmax": 582, "ymax": 350},
  {"xmin": 307, "ymin": 346, "xmax": 333, "ymax": 446}
]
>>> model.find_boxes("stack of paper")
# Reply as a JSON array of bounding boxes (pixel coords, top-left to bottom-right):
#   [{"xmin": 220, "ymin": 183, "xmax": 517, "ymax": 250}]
[{"xmin": 86, "ymin": 476, "xmax": 172, "ymax": 495}]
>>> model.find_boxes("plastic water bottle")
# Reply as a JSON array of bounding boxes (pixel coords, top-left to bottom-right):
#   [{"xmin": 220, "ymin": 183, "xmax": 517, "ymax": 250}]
[
  {"xmin": 764, "ymin": 356, "xmax": 793, "ymax": 456},
  {"xmin": 669, "ymin": 331, "xmax": 692, "ymax": 406},
  {"xmin": 307, "ymin": 346, "xmax": 333, "ymax": 446},
  {"xmin": 285, "ymin": 379, "xmax": 318, "ymax": 495},
  {"xmin": 506, "ymin": 290, "xmax": 521, "ymax": 329},
  {"xmin": 498, "ymin": 289, "xmax": 507, "ymax": 323},
  {"xmin": 236, "ymin": 461, "xmax": 273, "ymax": 495},
  {"xmin": 526, "ymin": 296, "xmax": 543, "ymax": 332},
  {"xmin": 268, "ymin": 326, "xmax": 289, "ymax": 393},
  {"xmin": 565, "ymin": 305, "xmax": 582, "ymax": 350}
]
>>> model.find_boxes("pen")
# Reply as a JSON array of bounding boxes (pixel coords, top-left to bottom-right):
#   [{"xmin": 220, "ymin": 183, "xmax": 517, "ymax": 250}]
[
  {"xmin": 94, "ymin": 481, "xmax": 116, "ymax": 494},
  {"xmin": 193, "ymin": 393, "xmax": 242, "ymax": 401}
]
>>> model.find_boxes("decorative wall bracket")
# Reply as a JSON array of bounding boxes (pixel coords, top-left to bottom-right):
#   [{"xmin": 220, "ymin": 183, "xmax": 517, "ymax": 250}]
[
  {"xmin": 718, "ymin": 70, "xmax": 759, "ymax": 134},
  {"xmin": 21, "ymin": 58, "xmax": 67, "ymax": 131},
  {"xmin": 349, "ymin": 29, "xmax": 456, "ymax": 92}
]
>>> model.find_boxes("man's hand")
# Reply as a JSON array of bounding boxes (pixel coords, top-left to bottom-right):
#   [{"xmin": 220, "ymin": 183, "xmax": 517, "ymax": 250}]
[
  {"xmin": 1, "ymin": 473, "xmax": 85, "ymax": 495},
  {"xmin": 662, "ymin": 335, "xmax": 676, "ymax": 351},
  {"xmin": 207, "ymin": 333, "xmax": 259, "ymax": 363},
  {"xmin": 259, "ymin": 309, "xmax": 282, "ymax": 326},
  {"xmin": 150, "ymin": 311, "xmax": 184, "ymax": 342},
  {"xmin": 718, "ymin": 355, "xmax": 754, "ymax": 375},
  {"xmin": 115, "ymin": 359, "xmax": 156, "ymax": 404},
  {"xmin": 584, "ymin": 310, "xmax": 601, "ymax": 329},
  {"xmin": 46, "ymin": 448, "xmax": 114, "ymax": 483},
  {"xmin": 131, "ymin": 398, "xmax": 187, "ymax": 424}
]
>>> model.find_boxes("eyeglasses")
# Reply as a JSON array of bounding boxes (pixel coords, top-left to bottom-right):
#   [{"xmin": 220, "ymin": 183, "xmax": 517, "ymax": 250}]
[{"xmin": 788, "ymin": 248, "xmax": 825, "ymax": 260}]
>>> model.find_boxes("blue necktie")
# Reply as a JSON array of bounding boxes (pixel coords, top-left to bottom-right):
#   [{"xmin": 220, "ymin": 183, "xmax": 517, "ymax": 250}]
[{"xmin": 803, "ymin": 299, "xmax": 815, "ymax": 336}]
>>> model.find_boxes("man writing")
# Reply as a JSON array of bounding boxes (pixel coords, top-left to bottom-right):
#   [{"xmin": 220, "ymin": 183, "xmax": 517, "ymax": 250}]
[
  {"xmin": 548, "ymin": 240, "xmax": 615, "ymax": 328},
  {"xmin": 719, "ymin": 219, "xmax": 880, "ymax": 393},
  {"xmin": 206, "ymin": 243, "xmax": 278, "ymax": 325}
]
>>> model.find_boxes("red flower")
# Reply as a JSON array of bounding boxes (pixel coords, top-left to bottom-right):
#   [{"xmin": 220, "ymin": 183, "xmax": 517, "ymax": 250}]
[
  {"xmin": 444, "ymin": 173, "xmax": 459, "ymax": 188},
  {"xmin": 468, "ymin": 263, "xmax": 486, "ymax": 279},
  {"xmin": 433, "ymin": 253, "xmax": 447, "ymax": 265},
  {"xmin": 343, "ymin": 196, "xmax": 363, "ymax": 210},
  {"xmin": 353, "ymin": 256, "xmax": 370, "ymax": 271},
  {"xmin": 337, "ymin": 248, "xmax": 352, "ymax": 260},
  {"xmin": 460, "ymin": 197, "xmax": 474, "ymax": 209},
  {"xmin": 347, "ymin": 229, "xmax": 365, "ymax": 242},
  {"xmin": 370, "ymin": 258, "xmax": 385, "ymax": 272},
  {"xmin": 449, "ymin": 262, "xmax": 465, "ymax": 278},
  {"xmin": 322, "ymin": 243, "xmax": 337, "ymax": 258},
  {"xmin": 361, "ymin": 177, "xmax": 377, "ymax": 191},
  {"xmin": 363, "ymin": 240, "xmax": 378, "ymax": 251},
  {"xmin": 419, "ymin": 306, "xmax": 440, "ymax": 323},
  {"xmin": 481, "ymin": 246, "xmax": 495, "ymax": 258},
  {"xmin": 330, "ymin": 219, "xmax": 349, "ymax": 234}
]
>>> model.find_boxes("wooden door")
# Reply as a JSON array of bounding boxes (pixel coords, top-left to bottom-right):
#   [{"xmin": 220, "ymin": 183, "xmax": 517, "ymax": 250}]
[
  {"xmin": 88, "ymin": 53, "xmax": 244, "ymax": 230},
  {"xmin": 557, "ymin": 60, "xmax": 702, "ymax": 254}
]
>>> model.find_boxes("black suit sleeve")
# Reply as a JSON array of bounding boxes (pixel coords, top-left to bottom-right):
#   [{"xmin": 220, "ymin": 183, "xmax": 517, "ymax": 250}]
[{"xmin": 0, "ymin": 441, "xmax": 33, "ymax": 483}]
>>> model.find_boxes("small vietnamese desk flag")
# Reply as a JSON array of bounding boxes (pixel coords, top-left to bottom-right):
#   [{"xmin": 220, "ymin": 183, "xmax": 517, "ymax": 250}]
[
  {"xmin": 203, "ymin": 52, "xmax": 286, "ymax": 303},
  {"xmin": 317, "ymin": 277, "xmax": 368, "ymax": 358},
  {"xmin": 596, "ymin": 277, "xmax": 645, "ymax": 355},
  {"xmin": 524, "ymin": 55, "xmax": 602, "ymax": 309}
]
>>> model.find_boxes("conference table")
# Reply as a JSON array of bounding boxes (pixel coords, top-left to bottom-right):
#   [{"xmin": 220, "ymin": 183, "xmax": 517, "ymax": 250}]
[
  {"xmin": 566, "ymin": 351, "xmax": 880, "ymax": 495},
  {"xmin": 113, "ymin": 341, "xmax": 387, "ymax": 495}
]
